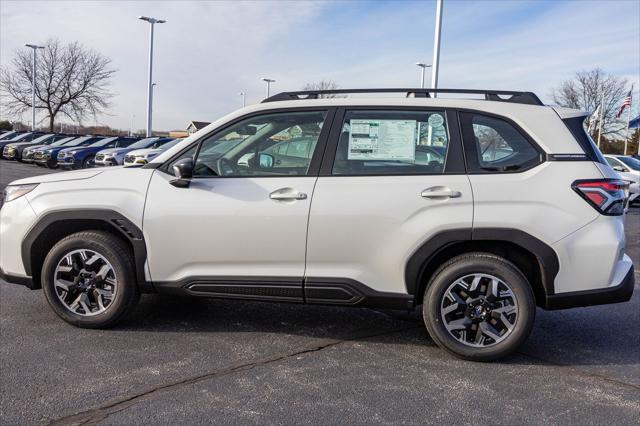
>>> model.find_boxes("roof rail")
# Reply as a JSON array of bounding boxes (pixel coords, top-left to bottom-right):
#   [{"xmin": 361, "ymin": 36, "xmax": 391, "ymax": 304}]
[{"xmin": 262, "ymin": 88, "xmax": 544, "ymax": 106}]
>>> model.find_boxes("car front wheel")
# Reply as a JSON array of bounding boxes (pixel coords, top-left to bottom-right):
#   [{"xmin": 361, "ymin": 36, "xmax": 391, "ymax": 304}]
[
  {"xmin": 41, "ymin": 231, "xmax": 140, "ymax": 328},
  {"xmin": 423, "ymin": 252, "xmax": 535, "ymax": 361}
]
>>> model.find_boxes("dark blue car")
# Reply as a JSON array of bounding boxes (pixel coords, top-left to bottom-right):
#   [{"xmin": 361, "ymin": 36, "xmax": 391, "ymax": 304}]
[
  {"xmin": 34, "ymin": 135, "xmax": 105, "ymax": 168},
  {"xmin": 57, "ymin": 136, "xmax": 140, "ymax": 169}
]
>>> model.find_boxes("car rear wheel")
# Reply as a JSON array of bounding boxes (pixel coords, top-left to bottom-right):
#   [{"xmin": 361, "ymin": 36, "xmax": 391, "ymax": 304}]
[
  {"xmin": 42, "ymin": 231, "xmax": 140, "ymax": 328},
  {"xmin": 423, "ymin": 252, "xmax": 535, "ymax": 361}
]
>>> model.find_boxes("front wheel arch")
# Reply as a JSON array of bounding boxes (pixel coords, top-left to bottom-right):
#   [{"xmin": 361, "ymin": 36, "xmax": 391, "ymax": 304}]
[{"xmin": 22, "ymin": 210, "xmax": 149, "ymax": 292}]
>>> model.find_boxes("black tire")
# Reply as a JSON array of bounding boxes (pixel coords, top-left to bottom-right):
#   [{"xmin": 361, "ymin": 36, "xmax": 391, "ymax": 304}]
[
  {"xmin": 41, "ymin": 231, "xmax": 140, "ymax": 328},
  {"xmin": 422, "ymin": 252, "xmax": 535, "ymax": 362},
  {"xmin": 82, "ymin": 155, "xmax": 95, "ymax": 168}
]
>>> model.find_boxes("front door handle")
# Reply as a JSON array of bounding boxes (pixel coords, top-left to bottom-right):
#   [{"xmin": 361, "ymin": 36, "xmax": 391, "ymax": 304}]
[
  {"xmin": 421, "ymin": 186, "xmax": 462, "ymax": 199},
  {"xmin": 269, "ymin": 188, "xmax": 308, "ymax": 201}
]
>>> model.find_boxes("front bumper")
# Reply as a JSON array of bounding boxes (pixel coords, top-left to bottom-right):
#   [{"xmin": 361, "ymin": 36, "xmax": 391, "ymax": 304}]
[
  {"xmin": 2, "ymin": 147, "xmax": 17, "ymax": 160},
  {"xmin": 57, "ymin": 156, "xmax": 75, "ymax": 167},
  {"xmin": 545, "ymin": 261, "xmax": 635, "ymax": 309}
]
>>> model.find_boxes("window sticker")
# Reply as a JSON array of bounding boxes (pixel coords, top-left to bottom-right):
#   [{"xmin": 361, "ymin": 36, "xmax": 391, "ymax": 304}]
[
  {"xmin": 348, "ymin": 119, "xmax": 416, "ymax": 161},
  {"xmin": 428, "ymin": 113, "xmax": 445, "ymax": 128}
]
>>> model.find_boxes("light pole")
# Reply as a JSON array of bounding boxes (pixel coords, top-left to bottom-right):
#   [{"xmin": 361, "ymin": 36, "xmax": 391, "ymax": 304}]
[
  {"xmin": 130, "ymin": 114, "xmax": 136, "ymax": 136},
  {"xmin": 430, "ymin": 0, "xmax": 443, "ymax": 97},
  {"xmin": 262, "ymin": 78, "xmax": 275, "ymax": 98},
  {"xmin": 415, "ymin": 63, "xmax": 432, "ymax": 89},
  {"xmin": 25, "ymin": 44, "xmax": 44, "ymax": 131},
  {"xmin": 138, "ymin": 16, "xmax": 166, "ymax": 137},
  {"xmin": 239, "ymin": 91, "xmax": 246, "ymax": 107}
]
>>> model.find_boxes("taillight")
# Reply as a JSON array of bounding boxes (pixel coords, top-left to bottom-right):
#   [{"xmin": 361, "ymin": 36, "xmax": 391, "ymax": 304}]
[{"xmin": 572, "ymin": 179, "xmax": 629, "ymax": 216}]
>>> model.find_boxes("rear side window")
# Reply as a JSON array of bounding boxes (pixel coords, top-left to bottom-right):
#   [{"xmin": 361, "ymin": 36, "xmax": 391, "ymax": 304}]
[
  {"xmin": 460, "ymin": 112, "xmax": 541, "ymax": 172},
  {"xmin": 332, "ymin": 110, "xmax": 449, "ymax": 175},
  {"xmin": 562, "ymin": 116, "xmax": 607, "ymax": 164}
]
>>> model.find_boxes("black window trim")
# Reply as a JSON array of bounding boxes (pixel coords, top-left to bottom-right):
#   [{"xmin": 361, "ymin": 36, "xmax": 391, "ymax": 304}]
[
  {"xmin": 457, "ymin": 108, "xmax": 546, "ymax": 174},
  {"xmin": 318, "ymin": 106, "xmax": 466, "ymax": 177},
  {"xmin": 156, "ymin": 107, "xmax": 337, "ymax": 178}
]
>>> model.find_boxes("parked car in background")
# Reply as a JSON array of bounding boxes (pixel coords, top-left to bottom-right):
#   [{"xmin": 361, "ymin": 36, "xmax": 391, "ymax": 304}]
[
  {"xmin": 95, "ymin": 137, "xmax": 174, "ymax": 166},
  {"xmin": 123, "ymin": 138, "xmax": 181, "ymax": 167},
  {"xmin": 57, "ymin": 136, "xmax": 140, "ymax": 170},
  {"xmin": 2, "ymin": 134, "xmax": 70, "ymax": 161},
  {"xmin": 33, "ymin": 135, "xmax": 105, "ymax": 168},
  {"xmin": 605, "ymin": 154, "xmax": 640, "ymax": 205},
  {"xmin": 0, "ymin": 132, "xmax": 44, "ymax": 151},
  {"xmin": 22, "ymin": 136, "xmax": 78, "ymax": 164}
]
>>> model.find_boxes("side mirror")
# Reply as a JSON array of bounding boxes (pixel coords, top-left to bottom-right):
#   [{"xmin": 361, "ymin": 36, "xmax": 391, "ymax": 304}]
[
  {"xmin": 170, "ymin": 157, "xmax": 193, "ymax": 188},
  {"xmin": 259, "ymin": 153, "xmax": 274, "ymax": 168},
  {"xmin": 613, "ymin": 165, "xmax": 626, "ymax": 172}
]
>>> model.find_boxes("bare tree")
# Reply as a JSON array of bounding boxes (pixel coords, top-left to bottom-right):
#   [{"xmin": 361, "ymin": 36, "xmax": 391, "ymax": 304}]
[
  {"xmin": 302, "ymin": 80, "xmax": 344, "ymax": 98},
  {"xmin": 551, "ymin": 68, "xmax": 630, "ymax": 136},
  {"xmin": 0, "ymin": 39, "xmax": 116, "ymax": 131}
]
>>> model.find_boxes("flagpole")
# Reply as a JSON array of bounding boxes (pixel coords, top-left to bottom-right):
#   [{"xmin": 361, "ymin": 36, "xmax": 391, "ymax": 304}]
[
  {"xmin": 624, "ymin": 104, "xmax": 631, "ymax": 155},
  {"xmin": 597, "ymin": 90, "xmax": 604, "ymax": 148}
]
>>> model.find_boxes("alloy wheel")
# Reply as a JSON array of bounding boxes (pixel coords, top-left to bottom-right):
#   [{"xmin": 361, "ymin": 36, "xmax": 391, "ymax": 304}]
[
  {"xmin": 53, "ymin": 249, "xmax": 117, "ymax": 316},
  {"xmin": 440, "ymin": 273, "xmax": 518, "ymax": 347}
]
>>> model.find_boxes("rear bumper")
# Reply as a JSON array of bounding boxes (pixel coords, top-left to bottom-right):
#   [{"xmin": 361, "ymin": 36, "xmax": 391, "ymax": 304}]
[{"xmin": 544, "ymin": 262, "xmax": 635, "ymax": 309}]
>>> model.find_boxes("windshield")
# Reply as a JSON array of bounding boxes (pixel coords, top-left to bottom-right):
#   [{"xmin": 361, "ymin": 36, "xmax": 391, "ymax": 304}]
[
  {"xmin": 11, "ymin": 133, "xmax": 33, "ymax": 141},
  {"xmin": 26, "ymin": 134, "xmax": 53, "ymax": 144},
  {"xmin": 50, "ymin": 137, "xmax": 76, "ymax": 146},
  {"xmin": 0, "ymin": 131, "xmax": 17, "ymax": 140},
  {"xmin": 127, "ymin": 137, "xmax": 159, "ymax": 150},
  {"xmin": 64, "ymin": 136, "xmax": 98, "ymax": 147},
  {"xmin": 147, "ymin": 138, "xmax": 173, "ymax": 149},
  {"xmin": 618, "ymin": 156, "xmax": 640, "ymax": 171},
  {"xmin": 88, "ymin": 137, "xmax": 117, "ymax": 147},
  {"xmin": 154, "ymin": 138, "xmax": 180, "ymax": 150}
]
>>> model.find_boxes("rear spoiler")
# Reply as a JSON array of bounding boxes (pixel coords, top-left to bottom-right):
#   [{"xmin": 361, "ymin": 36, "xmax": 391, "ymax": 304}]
[{"xmin": 552, "ymin": 107, "xmax": 590, "ymax": 119}]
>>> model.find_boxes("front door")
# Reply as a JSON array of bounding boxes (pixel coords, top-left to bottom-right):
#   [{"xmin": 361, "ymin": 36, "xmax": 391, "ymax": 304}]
[{"xmin": 144, "ymin": 109, "xmax": 331, "ymax": 302}]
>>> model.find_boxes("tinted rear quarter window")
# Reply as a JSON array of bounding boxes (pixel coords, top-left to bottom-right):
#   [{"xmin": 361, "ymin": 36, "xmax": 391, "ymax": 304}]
[{"xmin": 459, "ymin": 112, "xmax": 542, "ymax": 172}]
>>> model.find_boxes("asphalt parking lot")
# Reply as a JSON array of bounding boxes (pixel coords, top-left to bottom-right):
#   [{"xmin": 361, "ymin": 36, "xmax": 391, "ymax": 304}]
[{"xmin": 1, "ymin": 160, "xmax": 639, "ymax": 425}]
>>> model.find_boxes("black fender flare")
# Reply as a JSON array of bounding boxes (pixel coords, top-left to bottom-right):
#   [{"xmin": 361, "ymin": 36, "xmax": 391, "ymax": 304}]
[
  {"xmin": 404, "ymin": 227, "xmax": 559, "ymax": 297},
  {"xmin": 21, "ymin": 209, "xmax": 150, "ymax": 290}
]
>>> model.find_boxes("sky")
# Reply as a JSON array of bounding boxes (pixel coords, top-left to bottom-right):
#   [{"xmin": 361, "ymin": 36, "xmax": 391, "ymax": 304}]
[{"xmin": 1, "ymin": 0, "xmax": 639, "ymax": 132}]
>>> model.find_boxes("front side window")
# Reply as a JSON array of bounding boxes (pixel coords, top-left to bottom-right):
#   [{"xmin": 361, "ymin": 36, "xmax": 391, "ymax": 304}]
[
  {"xmin": 460, "ymin": 113, "xmax": 541, "ymax": 172},
  {"xmin": 193, "ymin": 111, "xmax": 327, "ymax": 177},
  {"xmin": 332, "ymin": 110, "xmax": 449, "ymax": 175}
]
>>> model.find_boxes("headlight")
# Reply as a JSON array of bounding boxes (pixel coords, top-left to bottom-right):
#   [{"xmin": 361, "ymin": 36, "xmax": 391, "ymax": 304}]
[{"xmin": 3, "ymin": 184, "xmax": 38, "ymax": 203}]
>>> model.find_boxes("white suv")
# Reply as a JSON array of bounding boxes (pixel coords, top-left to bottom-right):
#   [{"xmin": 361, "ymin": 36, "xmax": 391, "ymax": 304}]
[{"xmin": 0, "ymin": 89, "xmax": 634, "ymax": 361}]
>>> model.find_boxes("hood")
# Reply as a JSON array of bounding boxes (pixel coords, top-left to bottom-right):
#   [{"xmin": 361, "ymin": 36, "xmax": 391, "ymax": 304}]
[
  {"xmin": 10, "ymin": 169, "xmax": 104, "ymax": 185},
  {"xmin": 24, "ymin": 144, "xmax": 48, "ymax": 152},
  {"xmin": 59, "ymin": 145, "xmax": 98, "ymax": 154}
]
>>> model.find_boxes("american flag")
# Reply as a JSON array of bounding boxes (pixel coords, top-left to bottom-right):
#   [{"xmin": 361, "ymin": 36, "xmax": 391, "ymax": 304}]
[{"xmin": 616, "ymin": 89, "xmax": 632, "ymax": 118}]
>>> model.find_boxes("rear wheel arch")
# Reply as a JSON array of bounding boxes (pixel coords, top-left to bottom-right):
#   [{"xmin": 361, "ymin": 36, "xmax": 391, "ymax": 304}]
[
  {"xmin": 22, "ymin": 210, "xmax": 149, "ymax": 291},
  {"xmin": 405, "ymin": 228, "xmax": 559, "ymax": 307}
]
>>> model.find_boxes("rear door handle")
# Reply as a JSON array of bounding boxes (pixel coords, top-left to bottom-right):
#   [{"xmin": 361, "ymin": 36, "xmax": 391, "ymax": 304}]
[
  {"xmin": 421, "ymin": 186, "xmax": 462, "ymax": 199},
  {"xmin": 269, "ymin": 188, "xmax": 308, "ymax": 201}
]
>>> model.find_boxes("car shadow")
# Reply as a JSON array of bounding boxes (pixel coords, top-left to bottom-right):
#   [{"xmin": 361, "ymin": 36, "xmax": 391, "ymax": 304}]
[{"xmin": 114, "ymin": 291, "xmax": 640, "ymax": 367}]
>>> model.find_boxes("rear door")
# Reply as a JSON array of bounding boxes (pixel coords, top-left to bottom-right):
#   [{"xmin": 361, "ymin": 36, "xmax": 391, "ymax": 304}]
[{"xmin": 305, "ymin": 108, "xmax": 473, "ymax": 302}]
